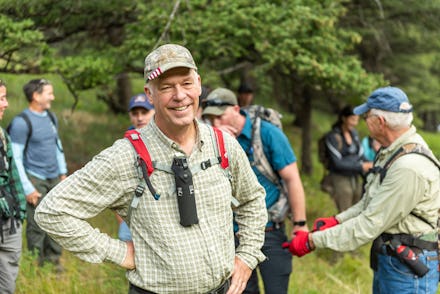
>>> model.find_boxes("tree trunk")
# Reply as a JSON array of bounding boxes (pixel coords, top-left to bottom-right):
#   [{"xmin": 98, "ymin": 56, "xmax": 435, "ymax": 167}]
[
  {"xmin": 300, "ymin": 86, "xmax": 313, "ymax": 175},
  {"xmin": 116, "ymin": 72, "xmax": 132, "ymax": 113}
]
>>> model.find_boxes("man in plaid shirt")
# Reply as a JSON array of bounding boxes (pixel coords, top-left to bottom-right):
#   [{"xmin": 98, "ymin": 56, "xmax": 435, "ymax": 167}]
[{"xmin": 35, "ymin": 44, "xmax": 267, "ymax": 294}]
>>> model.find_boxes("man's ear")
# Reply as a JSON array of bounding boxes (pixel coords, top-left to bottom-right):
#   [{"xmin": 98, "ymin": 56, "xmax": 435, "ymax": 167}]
[{"xmin": 144, "ymin": 86, "xmax": 153, "ymax": 104}]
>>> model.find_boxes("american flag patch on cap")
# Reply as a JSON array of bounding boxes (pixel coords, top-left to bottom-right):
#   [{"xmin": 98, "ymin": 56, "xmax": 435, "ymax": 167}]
[{"xmin": 148, "ymin": 68, "xmax": 162, "ymax": 80}]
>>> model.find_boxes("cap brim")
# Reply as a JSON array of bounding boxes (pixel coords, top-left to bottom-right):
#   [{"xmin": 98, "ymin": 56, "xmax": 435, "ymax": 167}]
[
  {"xmin": 129, "ymin": 105, "xmax": 153, "ymax": 111},
  {"xmin": 202, "ymin": 106, "xmax": 228, "ymax": 116},
  {"xmin": 353, "ymin": 103, "xmax": 369, "ymax": 115}
]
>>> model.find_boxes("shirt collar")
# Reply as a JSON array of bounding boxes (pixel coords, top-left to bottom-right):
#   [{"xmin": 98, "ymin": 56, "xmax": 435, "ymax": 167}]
[
  {"xmin": 378, "ymin": 125, "xmax": 416, "ymax": 158},
  {"xmin": 147, "ymin": 118, "xmax": 203, "ymax": 154},
  {"xmin": 240, "ymin": 110, "xmax": 253, "ymax": 140}
]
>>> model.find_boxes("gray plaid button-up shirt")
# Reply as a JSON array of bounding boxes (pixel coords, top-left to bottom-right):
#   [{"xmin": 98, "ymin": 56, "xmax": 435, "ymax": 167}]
[{"xmin": 35, "ymin": 119, "xmax": 266, "ymax": 293}]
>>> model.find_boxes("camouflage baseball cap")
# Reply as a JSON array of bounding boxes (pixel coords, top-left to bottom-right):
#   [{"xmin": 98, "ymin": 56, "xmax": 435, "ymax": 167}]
[{"xmin": 144, "ymin": 44, "xmax": 197, "ymax": 82}]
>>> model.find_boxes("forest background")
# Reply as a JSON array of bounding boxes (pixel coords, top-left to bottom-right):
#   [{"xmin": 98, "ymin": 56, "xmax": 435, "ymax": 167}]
[{"xmin": 1, "ymin": 0, "xmax": 440, "ymax": 293}]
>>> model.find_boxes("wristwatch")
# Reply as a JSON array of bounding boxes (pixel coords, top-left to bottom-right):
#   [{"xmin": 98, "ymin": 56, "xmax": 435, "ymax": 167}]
[{"xmin": 293, "ymin": 220, "xmax": 307, "ymax": 226}]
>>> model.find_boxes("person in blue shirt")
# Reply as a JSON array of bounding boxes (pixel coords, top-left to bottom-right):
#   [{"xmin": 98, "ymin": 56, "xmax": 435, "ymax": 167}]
[
  {"xmin": 202, "ymin": 87, "xmax": 308, "ymax": 294},
  {"xmin": 8, "ymin": 79, "xmax": 67, "ymax": 269},
  {"xmin": 362, "ymin": 135, "xmax": 380, "ymax": 162},
  {"xmin": 116, "ymin": 93, "xmax": 155, "ymax": 242}
]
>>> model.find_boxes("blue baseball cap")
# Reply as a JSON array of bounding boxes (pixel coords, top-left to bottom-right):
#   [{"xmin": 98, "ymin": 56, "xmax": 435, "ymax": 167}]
[
  {"xmin": 128, "ymin": 93, "xmax": 154, "ymax": 111},
  {"xmin": 353, "ymin": 86, "xmax": 413, "ymax": 115}
]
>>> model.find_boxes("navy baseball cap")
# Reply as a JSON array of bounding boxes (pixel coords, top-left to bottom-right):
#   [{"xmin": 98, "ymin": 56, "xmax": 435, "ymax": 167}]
[
  {"xmin": 128, "ymin": 93, "xmax": 154, "ymax": 111},
  {"xmin": 353, "ymin": 86, "xmax": 413, "ymax": 115}
]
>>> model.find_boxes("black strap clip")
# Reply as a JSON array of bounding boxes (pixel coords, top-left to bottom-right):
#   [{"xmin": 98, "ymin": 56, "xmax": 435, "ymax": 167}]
[{"xmin": 201, "ymin": 160, "xmax": 212, "ymax": 170}]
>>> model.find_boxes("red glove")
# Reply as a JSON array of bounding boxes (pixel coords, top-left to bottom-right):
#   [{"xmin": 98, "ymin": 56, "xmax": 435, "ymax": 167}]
[
  {"xmin": 282, "ymin": 231, "xmax": 312, "ymax": 257},
  {"xmin": 313, "ymin": 216, "xmax": 339, "ymax": 232}
]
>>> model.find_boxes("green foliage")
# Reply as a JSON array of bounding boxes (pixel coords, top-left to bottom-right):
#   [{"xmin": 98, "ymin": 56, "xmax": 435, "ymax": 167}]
[
  {"xmin": 0, "ymin": 14, "xmax": 47, "ymax": 72},
  {"xmin": 2, "ymin": 0, "xmax": 385, "ymax": 112},
  {"xmin": 341, "ymin": 0, "xmax": 440, "ymax": 128},
  {"xmin": 45, "ymin": 54, "xmax": 117, "ymax": 90}
]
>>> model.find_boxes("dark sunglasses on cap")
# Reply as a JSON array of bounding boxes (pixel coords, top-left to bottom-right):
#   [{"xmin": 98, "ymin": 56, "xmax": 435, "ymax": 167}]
[{"xmin": 202, "ymin": 98, "xmax": 235, "ymax": 108}]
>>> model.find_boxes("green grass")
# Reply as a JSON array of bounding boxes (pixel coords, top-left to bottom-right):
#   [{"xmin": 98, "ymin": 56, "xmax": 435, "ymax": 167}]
[{"xmin": 2, "ymin": 74, "xmax": 439, "ymax": 293}]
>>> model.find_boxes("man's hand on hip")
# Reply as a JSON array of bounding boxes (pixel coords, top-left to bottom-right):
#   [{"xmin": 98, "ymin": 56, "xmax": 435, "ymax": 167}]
[
  {"xmin": 226, "ymin": 256, "xmax": 251, "ymax": 294},
  {"xmin": 120, "ymin": 241, "xmax": 136, "ymax": 270}
]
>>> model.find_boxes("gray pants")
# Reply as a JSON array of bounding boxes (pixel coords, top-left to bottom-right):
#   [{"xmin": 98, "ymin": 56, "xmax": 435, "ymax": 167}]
[
  {"xmin": 0, "ymin": 218, "xmax": 22, "ymax": 294},
  {"xmin": 26, "ymin": 175, "xmax": 62, "ymax": 265}
]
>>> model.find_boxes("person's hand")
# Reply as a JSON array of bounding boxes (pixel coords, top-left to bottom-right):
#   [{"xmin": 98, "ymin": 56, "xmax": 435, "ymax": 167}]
[
  {"xmin": 226, "ymin": 256, "xmax": 252, "ymax": 294},
  {"xmin": 362, "ymin": 161, "xmax": 373, "ymax": 173},
  {"xmin": 216, "ymin": 125, "xmax": 238, "ymax": 137},
  {"xmin": 60, "ymin": 174, "xmax": 67, "ymax": 181},
  {"xmin": 120, "ymin": 241, "xmax": 136, "ymax": 270},
  {"xmin": 312, "ymin": 216, "xmax": 339, "ymax": 232},
  {"xmin": 282, "ymin": 231, "xmax": 312, "ymax": 257},
  {"xmin": 26, "ymin": 191, "xmax": 42, "ymax": 207}
]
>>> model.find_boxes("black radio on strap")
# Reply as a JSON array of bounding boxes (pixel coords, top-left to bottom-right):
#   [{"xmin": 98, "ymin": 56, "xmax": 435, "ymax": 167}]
[{"xmin": 171, "ymin": 157, "xmax": 198, "ymax": 227}]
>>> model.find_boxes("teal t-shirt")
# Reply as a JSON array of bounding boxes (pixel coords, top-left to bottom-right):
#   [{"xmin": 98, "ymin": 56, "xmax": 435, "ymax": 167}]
[{"xmin": 237, "ymin": 110, "xmax": 295, "ymax": 226}]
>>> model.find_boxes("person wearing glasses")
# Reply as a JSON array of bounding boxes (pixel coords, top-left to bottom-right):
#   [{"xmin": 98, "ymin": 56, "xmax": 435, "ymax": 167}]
[
  {"xmin": 0, "ymin": 80, "xmax": 26, "ymax": 294},
  {"xmin": 285, "ymin": 87, "xmax": 440, "ymax": 294},
  {"xmin": 323, "ymin": 105, "xmax": 372, "ymax": 213},
  {"xmin": 8, "ymin": 79, "xmax": 67, "ymax": 270},
  {"xmin": 35, "ymin": 44, "xmax": 267, "ymax": 294},
  {"xmin": 202, "ymin": 87, "xmax": 308, "ymax": 294}
]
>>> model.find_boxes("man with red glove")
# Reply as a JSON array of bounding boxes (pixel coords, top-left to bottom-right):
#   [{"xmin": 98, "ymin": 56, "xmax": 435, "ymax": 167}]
[{"xmin": 284, "ymin": 87, "xmax": 440, "ymax": 294}]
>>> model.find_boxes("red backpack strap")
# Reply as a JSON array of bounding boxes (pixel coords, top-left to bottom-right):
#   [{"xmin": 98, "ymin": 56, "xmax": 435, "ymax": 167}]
[
  {"xmin": 212, "ymin": 127, "xmax": 229, "ymax": 169},
  {"xmin": 124, "ymin": 129, "xmax": 154, "ymax": 176}
]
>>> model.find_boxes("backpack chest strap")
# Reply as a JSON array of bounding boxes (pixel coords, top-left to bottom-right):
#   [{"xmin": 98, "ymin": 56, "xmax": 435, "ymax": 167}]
[{"xmin": 153, "ymin": 157, "xmax": 222, "ymax": 176}]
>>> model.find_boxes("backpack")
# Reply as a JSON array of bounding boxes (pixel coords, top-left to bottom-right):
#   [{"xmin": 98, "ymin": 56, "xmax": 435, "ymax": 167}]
[
  {"xmin": 0, "ymin": 129, "xmax": 21, "ymax": 243},
  {"xmin": 243, "ymin": 105, "xmax": 283, "ymax": 130},
  {"xmin": 6, "ymin": 111, "xmax": 62, "ymax": 155},
  {"xmin": 243, "ymin": 105, "xmax": 290, "ymax": 223},
  {"xmin": 123, "ymin": 126, "xmax": 236, "ymax": 225},
  {"xmin": 317, "ymin": 131, "xmax": 343, "ymax": 193},
  {"xmin": 369, "ymin": 143, "xmax": 440, "ymax": 269}
]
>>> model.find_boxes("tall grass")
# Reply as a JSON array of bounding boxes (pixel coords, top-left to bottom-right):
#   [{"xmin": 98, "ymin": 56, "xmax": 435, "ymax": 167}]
[{"xmin": 2, "ymin": 74, "xmax": 439, "ymax": 293}]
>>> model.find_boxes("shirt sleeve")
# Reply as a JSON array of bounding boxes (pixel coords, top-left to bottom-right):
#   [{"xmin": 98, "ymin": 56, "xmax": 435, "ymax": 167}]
[
  {"xmin": 56, "ymin": 138, "xmax": 68, "ymax": 175},
  {"xmin": 226, "ymin": 133, "xmax": 267, "ymax": 269},
  {"xmin": 34, "ymin": 140, "xmax": 132, "ymax": 265},
  {"xmin": 262, "ymin": 123, "xmax": 295, "ymax": 171},
  {"xmin": 11, "ymin": 142, "xmax": 35, "ymax": 195},
  {"xmin": 6, "ymin": 133, "xmax": 26, "ymax": 219}
]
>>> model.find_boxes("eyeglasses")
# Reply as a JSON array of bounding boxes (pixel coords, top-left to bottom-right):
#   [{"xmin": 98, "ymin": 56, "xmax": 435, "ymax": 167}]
[
  {"xmin": 202, "ymin": 98, "xmax": 235, "ymax": 108},
  {"xmin": 363, "ymin": 113, "xmax": 377, "ymax": 121}
]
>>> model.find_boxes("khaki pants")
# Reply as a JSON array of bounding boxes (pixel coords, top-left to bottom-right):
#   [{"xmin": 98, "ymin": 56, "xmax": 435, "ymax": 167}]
[{"xmin": 330, "ymin": 173, "xmax": 362, "ymax": 212}]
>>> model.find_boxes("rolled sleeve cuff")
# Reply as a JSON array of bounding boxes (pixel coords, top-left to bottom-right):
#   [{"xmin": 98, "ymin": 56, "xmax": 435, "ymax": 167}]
[
  {"xmin": 104, "ymin": 238, "xmax": 128, "ymax": 265},
  {"xmin": 236, "ymin": 250, "xmax": 266, "ymax": 270}
]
